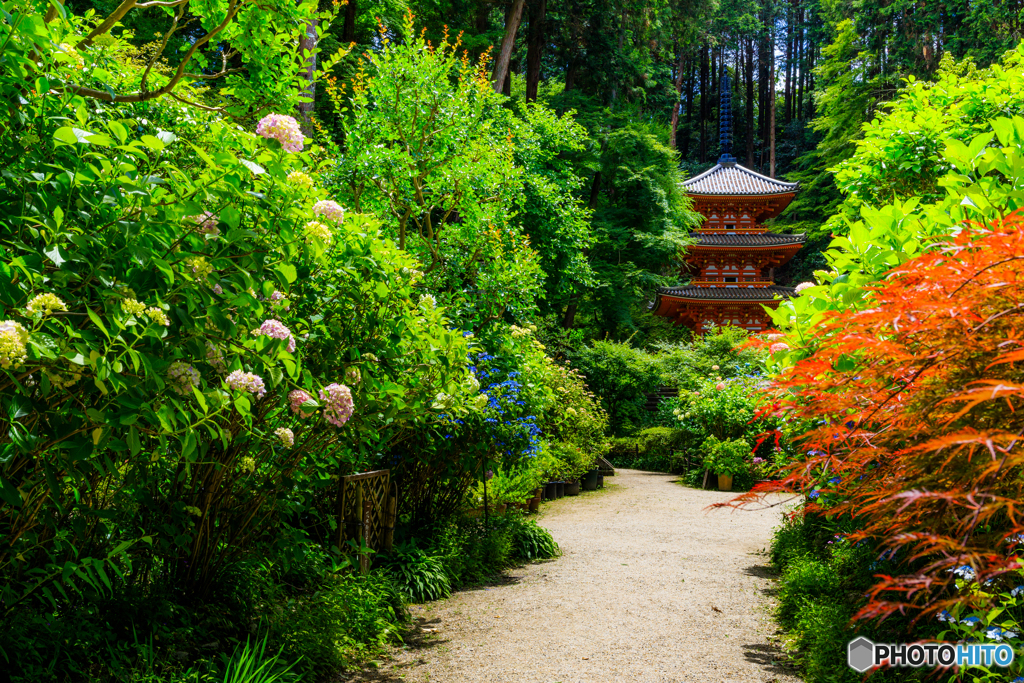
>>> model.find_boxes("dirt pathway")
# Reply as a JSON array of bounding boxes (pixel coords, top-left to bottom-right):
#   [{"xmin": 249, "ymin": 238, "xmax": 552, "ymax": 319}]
[{"xmin": 358, "ymin": 470, "xmax": 801, "ymax": 683}]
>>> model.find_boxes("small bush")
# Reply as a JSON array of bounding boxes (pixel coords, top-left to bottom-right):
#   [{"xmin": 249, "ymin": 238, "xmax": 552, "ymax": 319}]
[
  {"xmin": 789, "ymin": 599, "xmax": 859, "ymax": 683},
  {"xmin": 777, "ymin": 558, "xmax": 839, "ymax": 625},
  {"xmin": 382, "ymin": 548, "xmax": 453, "ymax": 603},
  {"xmin": 507, "ymin": 518, "xmax": 560, "ymax": 561},
  {"xmin": 272, "ymin": 571, "xmax": 406, "ymax": 674}
]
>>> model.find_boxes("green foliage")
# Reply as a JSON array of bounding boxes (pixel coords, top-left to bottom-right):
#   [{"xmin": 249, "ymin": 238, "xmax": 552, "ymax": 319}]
[
  {"xmin": 584, "ymin": 124, "xmax": 700, "ymax": 338},
  {"xmin": 382, "ymin": 547, "xmax": 453, "ymax": 603},
  {"xmin": 769, "ymin": 515, "xmax": 932, "ymax": 683},
  {"xmin": 264, "ymin": 570, "xmax": 406, "ymax": 675},
  {"xmin": 507, "ymin": 518, "xmax": 560, "ymax": 561},
  {"xmin": 700, "ymin": 435, "xmax": 749, "ymax": 476},
  {"xmin": 218, "ymin": 637, "xmax": 304, "ymax": 683},
  {"xmin": 654, "ymin": 326, "xmax": 767, "ymax": 391},
  {"xmin": 545, "ymin": 441, "xmax": 595, "ymax": 482},
  {"xmin": 771, "ymin": 45, "xmax": 1024, "ymax": 349},
  {"xmin": 660, "ymin": 376, "xmax": 781, "ymax": 459},
  {"xmin": 569, "ymin": 340, "xmax": 661, "ymax": 436},
  {"xmin": 2, "ymin": 0, "xmax": 335, "ymax": 118},
  {"xmin": 325, "ymin": 17, "xmax": 543, "ymax": 331}
]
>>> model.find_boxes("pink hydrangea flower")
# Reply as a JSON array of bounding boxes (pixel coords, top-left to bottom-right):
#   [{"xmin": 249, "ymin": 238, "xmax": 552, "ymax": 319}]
[
  {"xmin": 770, "ymin": 342, "xmax": 790, "ymax": 354},
  {"xmin": 288, "ymin": 389, "xmax": 315, "ymax": 417},
  {"xmin": 252, "ymin": 319, "xmax": 296, "ymax": 353},
  {"xmin": 275, "ymin": 427, "xmax": 294, "ymax": 448},
  {"xmin": 312, "ymin": 200, "xmax": 345, "ymax": 224},
  {"xmin": 794, "ymin": 281, "xmax": 815, "ymax": 293},
  {"xmin": 225, "ymin": 370, "xmax": 266, "ymax": 398},
  {"xmin": 268, "ymin": 290, "xmax": 290, "ymax": 311},
  {"xmin": 320, "ymin": 383, "xmax": 354, "ymax": 427},
  {"xmin": 168, "ymin": 361, "xmax": 200, "ymax": 396},
  {"xmin": 205, "ymin": 342, "xmax": 227, "ymax": 374},
  {"xmin": 186, "ymin": 211, "xmax": 220, "ymax": 237},
  {"xmin": 715, "ymin": 382, "xmax": 726, "ymax": 391},
  {"xmin": 255, "ymin": 114, "xmax": 304, "ymax": 153}
]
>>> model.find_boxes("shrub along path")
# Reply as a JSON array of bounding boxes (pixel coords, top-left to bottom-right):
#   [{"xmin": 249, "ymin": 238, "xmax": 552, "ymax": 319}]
[{"xmin": 355, "ymin": 469, "xmax": 800, "ymax": 682}]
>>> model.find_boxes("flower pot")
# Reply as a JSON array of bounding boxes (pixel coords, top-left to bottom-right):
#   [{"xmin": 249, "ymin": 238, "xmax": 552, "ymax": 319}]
[
  {"xmin": 556, "ymin": 482, "xmax": 565, "ymax": 498},
  {"xmin": 528, "ymin": 496, "xmax": 540, "ymax": 513},
  {"xmin": 565, "ymin": 481, "xmax": 581, "ymax": 496},
  {"xmin": 544, "ymin": 482, "xmax": 557, "ymax": 500},
  {"xmin": 582, "ymin": 469, "xmax": 599, "ymax": 491},
  {"xmin": 717, "ymin": 474, "xmax": 733, "ymax": 492},
  {"xmin": 596, "ymin": 475, "xmax": 604, "ymax": 488}
]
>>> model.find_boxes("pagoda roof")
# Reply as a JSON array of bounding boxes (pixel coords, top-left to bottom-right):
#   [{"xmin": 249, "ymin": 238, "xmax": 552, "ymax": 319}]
[
  {"xmin": 657, "ymin": 285, "xmax": 798, "ymax": 301},
  {"xmin": 692, "ymin": 232, "xmax": 805, "ymax": 247},
  {"xmin": 683, "ymin": 162, "xmax": 799, "ymax": 197}
]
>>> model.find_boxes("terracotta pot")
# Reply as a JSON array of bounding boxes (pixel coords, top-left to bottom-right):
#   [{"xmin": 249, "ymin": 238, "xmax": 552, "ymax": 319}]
[
  {"xmin": 565, "ymin": 481, "xmax": 581, "ymax": 496},
  {"xmin": 717, "ymin": 474, "xmax": 734, "ymax": 492},
  {"xmin": 528, "ymin": 496, "xmax": 540, "ymax": 513}
]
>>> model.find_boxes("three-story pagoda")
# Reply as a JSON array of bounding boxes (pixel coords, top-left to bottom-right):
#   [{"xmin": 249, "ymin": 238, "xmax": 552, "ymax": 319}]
[{"xmin": 652, "ymin": 74, "xmax": 803, "ymax": 334}]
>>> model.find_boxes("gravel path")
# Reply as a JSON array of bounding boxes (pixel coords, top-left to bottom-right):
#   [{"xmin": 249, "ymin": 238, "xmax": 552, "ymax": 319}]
[{"xmin": 355, "ymin": 469, "xmax": 801, "ymax": 683}]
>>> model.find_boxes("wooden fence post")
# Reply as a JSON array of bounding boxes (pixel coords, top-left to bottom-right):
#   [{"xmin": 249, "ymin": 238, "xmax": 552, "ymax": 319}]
[
  {"xmin": 384, "ymin": 493, "xmax": 397, "ymax": 552},
  {"xmin": 360, "ymin": 489, "xmax": 371, "ymax": 574}
]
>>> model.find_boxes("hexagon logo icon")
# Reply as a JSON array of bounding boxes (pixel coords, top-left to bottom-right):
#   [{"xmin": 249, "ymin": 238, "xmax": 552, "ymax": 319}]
[{"xmin": 848, "ymin": 637, "xmax": 875, "ymax": 672}]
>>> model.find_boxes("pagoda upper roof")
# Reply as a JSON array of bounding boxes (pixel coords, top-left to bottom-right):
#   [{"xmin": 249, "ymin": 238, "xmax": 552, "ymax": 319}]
[
  {"xmin": 692, "ymin": 232, "xmax": 805, "ymax": 247},
  {"xmin": 683, "ymin": 161, "xmax": 799, "ymax": 197},
  {"xmin": 657, "ymin": 285, "xmax": 797, "ymax": 301}
]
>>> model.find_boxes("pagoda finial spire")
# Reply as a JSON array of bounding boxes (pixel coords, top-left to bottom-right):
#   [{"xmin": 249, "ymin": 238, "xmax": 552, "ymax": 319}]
[{"xmin": 718, "ymin": 69, "xmax": 736, "ymax": 165}]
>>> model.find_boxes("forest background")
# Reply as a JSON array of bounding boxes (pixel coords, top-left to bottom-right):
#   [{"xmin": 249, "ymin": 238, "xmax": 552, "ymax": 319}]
[{"xmin": 80, "ymin": 0, "xmax": 1024, "ymax": 347}]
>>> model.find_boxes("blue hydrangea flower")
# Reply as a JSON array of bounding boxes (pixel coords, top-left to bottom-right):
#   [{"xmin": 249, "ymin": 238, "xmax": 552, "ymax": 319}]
[{"xmin": 950, "ymin": 565, "xmax": 976, "ymax": 581}]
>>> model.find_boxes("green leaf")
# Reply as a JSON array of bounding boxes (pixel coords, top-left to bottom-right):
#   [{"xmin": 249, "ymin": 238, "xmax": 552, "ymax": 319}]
[
  {"xmin": 0, "ymin": 476, "xmax": 22, "ymax": 507},
  {"xmin": 152, "ymin": 258, "xmax": 174, "ymax": 286},
  {"xmin": 140, "ymin": 135, "xmax": 165, "ymax": 151},
  {"xmin": 86, "ymin": 308, "xmax": 110, "ymax": 338},
  {"xmin": 127, "ymin": 426, "xmax": 141, "ymax": 455},
  {"xmin": 275, "ymin": 263, "xmax": 297, "ymax": 284}
]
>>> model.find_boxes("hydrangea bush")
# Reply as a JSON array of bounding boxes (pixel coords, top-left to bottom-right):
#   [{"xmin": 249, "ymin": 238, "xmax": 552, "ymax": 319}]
[{"xmin": 0, "ymin": 37, "xmax": 470, "ymax": 611}]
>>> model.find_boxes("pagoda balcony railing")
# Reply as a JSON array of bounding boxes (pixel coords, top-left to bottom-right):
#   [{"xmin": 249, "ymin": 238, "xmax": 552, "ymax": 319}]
[{"xmin": 693, "ymin": 277, "xmax": 768, "ymax": 285}]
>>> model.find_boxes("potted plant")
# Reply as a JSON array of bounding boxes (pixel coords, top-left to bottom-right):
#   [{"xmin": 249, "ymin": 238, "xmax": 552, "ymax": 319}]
[{"xmin": 701, "ymin": 436, "xmax": 750, "ymax": 492}]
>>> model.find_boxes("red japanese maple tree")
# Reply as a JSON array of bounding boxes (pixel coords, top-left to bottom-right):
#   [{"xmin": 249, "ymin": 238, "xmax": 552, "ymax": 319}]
[{"xmin": 730, "ymin": 214, "xmax": 1024, "ymax": 621}]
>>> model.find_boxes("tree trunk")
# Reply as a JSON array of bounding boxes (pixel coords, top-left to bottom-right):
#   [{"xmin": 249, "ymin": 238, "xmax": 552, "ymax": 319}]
[
  {"xmin": 342, "ymin": 0, "xmax": 357, "ymax": 42},
  {"xmin": 796, "ymin": 8, "xmax": 804, "ymax": 120},
  {"xmin": 669, "ymin": 45, "xmax": 685, "ymax": 149},
  {"xmin": 758, "ymin": 24, "xmax": 768, "ymax": 171},
  {"xmin": 699, "ymin": 42, "xmax": 709, "ymax": 162},
  {"xmin": 784, "ymin": 4, "xmax": 793, "ymax": 125},
  {"xmin": 745, "ymin": 37, "xmax": 755, "ymax": 166},
  {"xmin": 682, "ymin": 56, "xmax": 694, "ymax": 158},
  {"xmin": 524, "ymin": 0, "xmax": 546, "ymax": 101},
  {"xmin": 296, "ymin": 19, "xmax": 318, "ymax": 131},
  {"xmin": 476, "ymin": 1, "xmax": 492, "ymax": 32},
  {"xmin": 770, "ymin": 45, "xmax": 776, "ymax": 178},
  {"xmin": 492, "ymin": 0, "xmax": 526, "ymax": 92}
]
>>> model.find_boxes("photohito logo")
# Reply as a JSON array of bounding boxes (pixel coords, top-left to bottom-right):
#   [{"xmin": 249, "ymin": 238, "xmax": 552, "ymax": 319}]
[{"xmin": 847, "ymin": 637, "xmax": 1015, "ymax": 672}]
